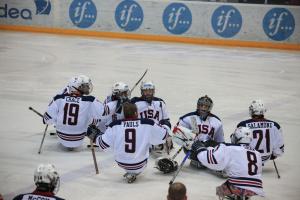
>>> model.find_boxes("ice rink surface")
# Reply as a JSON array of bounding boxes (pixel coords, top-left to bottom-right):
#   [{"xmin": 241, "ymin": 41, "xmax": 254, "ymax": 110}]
[{"xmin": 0, "ymin": 31, "xmax": 300, "ymax": 200}]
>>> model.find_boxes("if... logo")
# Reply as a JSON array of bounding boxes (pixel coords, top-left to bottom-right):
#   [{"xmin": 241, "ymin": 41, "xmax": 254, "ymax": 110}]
[
  {"xmin": 263, "ymin": 8, "xmax": 295, "ymax": 41},
  {"xmin": 211, "ymin": 5, "xmax": 242, "ymax": 38},
  {"xmin": 34, "ymin": 0, "xmax": 51, "ymax": 15},
  {"xmin": 69, "ymin": 0, "xmax": 97, "ymax": 28},
  {"xmin": 115, "ymin": 0, "xmax": 143, "ymax": 32},
  {"xmin": 163, "ymin": 3, "xmax": 192, "ymax": 35}
]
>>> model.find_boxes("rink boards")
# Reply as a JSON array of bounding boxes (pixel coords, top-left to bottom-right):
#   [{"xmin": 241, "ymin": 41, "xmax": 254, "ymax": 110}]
[{"xmin": 0, "ymin": 0, "xmax": 299, "ymax": 50}]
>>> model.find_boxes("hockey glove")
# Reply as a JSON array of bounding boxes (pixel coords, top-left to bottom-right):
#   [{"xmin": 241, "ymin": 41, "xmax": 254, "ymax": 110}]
[
  {"xmin": 189, "ymin": 140, "xmax": 207, "ymax": 161},
  {"xmin": 86, "ymin": 125, "xmax": 102, "ymax": 142},
  {"xmin": 155, "ymin": 157, "xmax": 178, "ymax": 174}
]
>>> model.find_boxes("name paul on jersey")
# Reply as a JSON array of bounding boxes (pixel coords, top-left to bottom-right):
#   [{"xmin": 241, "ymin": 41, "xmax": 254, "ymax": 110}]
[{"xmin": 123, "ymin": 121, "xmax": 139, "ymax": 128}]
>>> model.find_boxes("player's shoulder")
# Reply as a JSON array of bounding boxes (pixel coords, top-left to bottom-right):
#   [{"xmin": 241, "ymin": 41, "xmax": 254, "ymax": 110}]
[
  {"xmin": 179, "ymin": 111, "xmax": 197, "ymax": 120},
  {"xmin": 264, "ymin": 118, "xmax": 281, "ymax": 129},
  {"xmin": 140, "ymin": 118, "xmax": 155, "ymax": 126},
  {"xmin": 12, "ymin": 193, "xmax": 26, "ymax": 200},
  {"xmin": 152, "ymin": 97, "xmax": 165, "ymax": 103},
  {"xmin": 54, "ymin": 196, "xmax": 65, "ymax": 200},
  {"xmin": 81, "ymin": 95, "xmax": 96, "ymax": 102},
  {"xmin": 130, "ymin": 97, "xmax": 143, "ymax": 103},
  {"xmin": 108, "ymin": 119, "xmax": 123, "ymax": 128},
  {"xmin": 208, "ymin": 113, "xmax": 221, "ymax": 122},
  {"xmin": 53, "ymin": 94, "xmax": 66, "ymax": 101}
]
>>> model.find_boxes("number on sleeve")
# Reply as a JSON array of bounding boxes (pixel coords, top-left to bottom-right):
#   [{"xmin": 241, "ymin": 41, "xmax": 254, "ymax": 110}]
[{"xmin": 125, "ymin": 128, "xmax": 136, "ymax": 153}]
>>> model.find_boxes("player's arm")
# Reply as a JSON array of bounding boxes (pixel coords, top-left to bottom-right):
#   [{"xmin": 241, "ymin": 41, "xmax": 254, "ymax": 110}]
[
  {"xmin": 43, "ymin": 98, "xmax": 58, "ymax": 125},
  {"xmin": 177, "ymin": 116, "xmax": 193, "ymax": 130},
  {"xmin": 214, "ymin": 123, "xmax": 225, "ymax": 143},
  {"xmin": 197, "ymin": 144, "xmax": 228, "ymax": 171},
  {"xmin": 150, "ymin": 123, "xmax": 168, "ymax": 145},
  {"xmin": 271, "ymin": 127, "xmax": 284, "ymax": 159}
]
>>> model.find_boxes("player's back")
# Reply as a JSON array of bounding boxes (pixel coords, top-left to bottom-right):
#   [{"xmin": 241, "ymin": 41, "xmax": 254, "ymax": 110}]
[
  {"xmin": 225, "ymin": 144, "xmax": 263, "ymax": 196},
  {"xmin": 237, "ymin": 118, "xmax": 282, "ymax": 161},
  {"xmin": 51, "ymin": 94, "xmax": 97, "ymax": 133},
  {"xmin": 13, "ymin": 192, "xmax": 64, "ymax": 200},
  {"xmin": 108, "ymin": 118, "xmax": 167, "ymax": 164}
]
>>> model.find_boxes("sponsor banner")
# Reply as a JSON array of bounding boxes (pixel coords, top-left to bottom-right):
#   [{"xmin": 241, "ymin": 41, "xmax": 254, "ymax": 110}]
[{"xmin": 0, "ymin": 0, "xmax": 299, "ymax": 44}]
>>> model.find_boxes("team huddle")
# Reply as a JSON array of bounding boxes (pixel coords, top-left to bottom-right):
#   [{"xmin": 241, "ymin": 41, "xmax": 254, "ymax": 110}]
[{"xmin": 14, "ymin": 74, "xmax": 284, "ymax": 200}]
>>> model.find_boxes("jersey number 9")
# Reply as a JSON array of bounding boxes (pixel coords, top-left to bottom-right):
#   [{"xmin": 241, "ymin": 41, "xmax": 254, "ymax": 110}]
[{"xmin": 125, "ymin": 129, "xmax": 136, "ymax": 153}]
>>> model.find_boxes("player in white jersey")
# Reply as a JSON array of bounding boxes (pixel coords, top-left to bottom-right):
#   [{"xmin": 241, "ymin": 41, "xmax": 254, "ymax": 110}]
[
  {"xmin": 86, "ymin": 102, "xmax": 168, "ymax": 183},
  {"xmin": 131, "ymin": 81, "xmax": 172, "ymax": 154},
  {"xmin": 102, "ymin": 82, "xmax": 130, "ymax": 126},
  {"xmin": 190, "ymin": 127, "xmax": 264, "ymax": 199},
  {"xmin": 176, "ymin": 95, "xmax": 224, "ymax": 168},
  {"xmin": 13, "ymin": 164, "xmax": 64, "ymax": 200},
  {"xmin": 237, "ymin": 100, "xmax": 284, "ymax": 163},
  {"xmin": 43, "ymin": 75, "xmax": 104, "ymax": 149}
]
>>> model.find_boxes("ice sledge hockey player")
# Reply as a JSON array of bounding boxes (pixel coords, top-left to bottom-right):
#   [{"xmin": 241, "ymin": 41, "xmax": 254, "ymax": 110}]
[
  {"xmin": 175, "ymin": 95, "xmax": 224, "ymax": 167},
  {"xmin": 131, "ymin": 81, "xmax": 173, "ymax": 155},
  {"xmin": 102, "ymin": 82, "xmax": 131, "ymax": 125},
  {"xmin": 190, "ymin": 127, "xmax": 264, "ymax": 200},
  {"xmin": 236, "ymin": 100, "xmax": 284, "ymax": 164},
  {"xmin": 43, "ymin": 75, "xmax": 104, "ymax": 150},
  {"xmin": 13, "ymin": 164, "xmax": 64, "ymax": 200},
  {"xmin": 86, "ymin": 102, "xmax": 169, "ymax": 183}
]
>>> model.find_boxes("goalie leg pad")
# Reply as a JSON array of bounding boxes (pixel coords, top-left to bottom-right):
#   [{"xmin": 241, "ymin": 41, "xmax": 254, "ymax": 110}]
[{"xmin": 156, "ymin": 157, "xmax": 178, "ymax": 174}]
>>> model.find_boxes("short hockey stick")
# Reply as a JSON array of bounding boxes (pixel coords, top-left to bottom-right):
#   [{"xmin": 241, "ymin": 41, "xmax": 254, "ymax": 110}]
[
  {"xmin": 273, "ymin": 160, "xmax": 281, "ymax": 179},
  {"xmin": 29, "ymin": 106, "xmax": 43, "ymax": 118},
  {"xmin": 169, "ymin": 151, "xmax": 191, "ymax": 185},
  {"xmin": 171, "ymin": 146, "xmax": 183, "ymax": 160},
  {"xmin": 90, "ymin": 139, "xmax": 99, "ymax": 174},
  {"xmin": 29, "ymin": 107, "xmax": 56, "ymax": 136},
  {"xmin": 38, "ymin": 124, "xmax": 48, "ymax": 154}
]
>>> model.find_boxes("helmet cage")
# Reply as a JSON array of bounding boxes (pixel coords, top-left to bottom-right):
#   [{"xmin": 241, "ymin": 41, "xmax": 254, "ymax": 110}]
[
  {"xmin": 140, "ymin": 81, "xmax": 155, "ymax": 103},
  {"xmin": 197, "ymin": 95, "xmax": 213, "ymax": 118}
]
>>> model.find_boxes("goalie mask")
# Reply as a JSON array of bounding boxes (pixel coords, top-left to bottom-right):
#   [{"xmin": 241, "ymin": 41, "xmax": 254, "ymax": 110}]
[
  {"xmin": 155, "ymin": 157, "xmax": 178, "ymax": 174},
  {"xmin": 68, "ymin": 75, "xmax": 93, "ymax": 95},
  {"xmin": 249, "ymin": 100, "xmax": 266, "ymax": 117},
  {"xmin": 112, "ymin": 82, "xmax": 130, "ymax": 102},
  {"xmin": 230, "ymin": 127, "xmax": 253, "ymax": 145},
  {"xmin": 34, "ymin": 164, "xmax": 60, "ymax": 194},
  {"xmin": 197, "ymin": 95, "xmax": 213, "ymax": 120},
  {"xmin": 140, "ymin": 81, "xmax": 155, "ymax": 103}
]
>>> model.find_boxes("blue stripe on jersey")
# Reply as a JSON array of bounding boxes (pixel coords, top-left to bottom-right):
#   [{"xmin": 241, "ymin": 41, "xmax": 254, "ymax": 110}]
[
  {"xmin": 228, "ymin": 177, "xmax": 262, "ymax": 188},
  {"xmin": 237, "ymin": 118, "xmax": 280, "ymax": 129},
  {"xmin": 140, "ymin": 118, "xmax": 155, "ymax": 126},
  {"xmin": 179, "ymin": 111, "xmax": 198, "ymax": 120},
  {"xmin": 81, "ymin": 96, "xmax": 95, "ymax": 102},
  {"xmin": 116, "ymin": 158, "xmax": 147, "ymax": 170},
  {"xmin": 130, "ymin": 96, "xmax": 165, "ymax": 103},
  {"xmin": 108, "ymin": 120, "xmax": 122, "ymax": 128},
  {"xmin": 53, "ymin": 94, "xmax": 66, "ymax": 101}
]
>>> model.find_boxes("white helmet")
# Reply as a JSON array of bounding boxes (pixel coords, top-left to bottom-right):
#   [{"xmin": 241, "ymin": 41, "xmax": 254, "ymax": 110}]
[
  {"xmin": 249, "ymin": 100, "xmax": 266, "ymax": 117},
  {"xmin": 34, "ymin": 164, "xmax": 60, "ymax": 194},
  {"xmin": 112, "ymin": 82, "xmax": 130, "ymax": 101},
  {"xmin": 140, "ymin": 81, "xmax": 155, "ymax": 103},
  {"xmin": 68, "ymin": 75, "xmax": 93, "ymax": 95},
  {"xmin": 230, "ymin": 127, "xmax": 253, "ymax": 145}
]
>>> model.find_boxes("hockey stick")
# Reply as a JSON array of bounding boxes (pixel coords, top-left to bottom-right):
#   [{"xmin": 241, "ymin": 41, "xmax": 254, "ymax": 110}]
[
  {"xmin": 38, "ymin": 124, "xmax": 48, "ymax": 154},
  {"xmin": 273, "ymin": 160, "xmax": 281, "ymax": 179},
  {"xmin": 169, "ymin": 151, "xmax": 191, "ymax": 185},
  {"xmin": 171, "ymin": 146, "xmax": 183, "ymax": 160},
  {"xmin": 28, "ymin": 107, "xmax": 56, "ymax": 136},
  {"xmin": 90, "ymin": 139, "xmax": 99, "ymax": 174},
  {"xmin": 29, "ymin": 106, "xmax": 43, "ymax": 118},
  {"xmin": 113, "ymin": 69, "xmax": 148, "ymax": 115},
  {"xmin": 130, "ymin": 69, "xmax": 148, "ymax": 93}
]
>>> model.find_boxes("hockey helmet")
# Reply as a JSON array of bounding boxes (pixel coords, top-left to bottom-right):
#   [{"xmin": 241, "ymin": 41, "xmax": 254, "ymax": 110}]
[
  {"xmin": 249, "ymin": 100, "xmax": 266, "ymax": 117},
  {"xmin": 140, "ymin": 81, "xmax": 155, "ymax": 103},
  {"xmin": 68, "ymin": 75, "xmax": 93, "ymax": 95},
  {"xmin": 230, "ymin": 127, "xmax": 253, "ymax": 145},
  {"xmin": 34, "ymin": 164, "xmax": 60, "ymax": 194},
  {"xmin": 112, "ymin": 82, "xmax": 130, "ymax": 101}
]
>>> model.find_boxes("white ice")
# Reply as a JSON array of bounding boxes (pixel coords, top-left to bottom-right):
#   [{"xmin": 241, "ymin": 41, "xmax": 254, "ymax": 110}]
[{"xmin": 0, "ymin": 31, "xmax": 300, "ymax": 200}]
